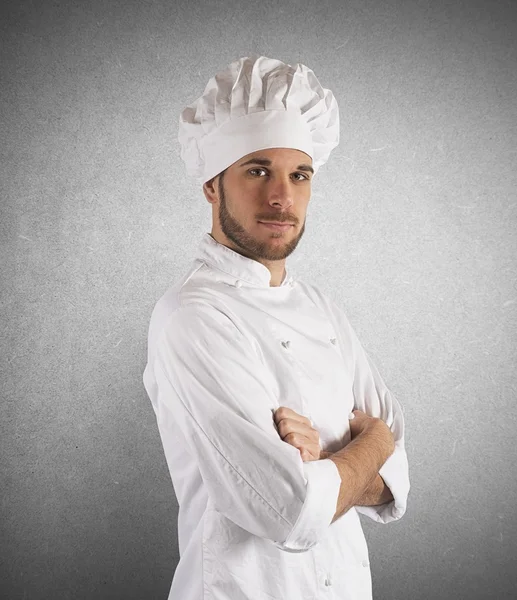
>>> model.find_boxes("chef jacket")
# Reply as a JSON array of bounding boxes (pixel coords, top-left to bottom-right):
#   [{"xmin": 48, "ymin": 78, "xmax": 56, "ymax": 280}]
[{"xmin": 142, "ymin": 232, "xmax": 410, "ymax": 600}]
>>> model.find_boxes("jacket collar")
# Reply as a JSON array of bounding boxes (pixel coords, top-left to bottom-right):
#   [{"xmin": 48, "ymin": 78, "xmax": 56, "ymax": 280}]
[{"xmin": 196, "ymin": 233, "xmax": 293, "ymax": 289}]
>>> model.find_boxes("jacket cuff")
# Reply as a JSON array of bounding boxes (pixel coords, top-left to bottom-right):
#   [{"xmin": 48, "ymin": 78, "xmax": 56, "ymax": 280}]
[
  {"xmin": 355, "ymin": 443, "xmax": 410, "ymax": 524},
  {"xmin": 274, "ymin": 458, "xmax": 341, "ymax": 552}
]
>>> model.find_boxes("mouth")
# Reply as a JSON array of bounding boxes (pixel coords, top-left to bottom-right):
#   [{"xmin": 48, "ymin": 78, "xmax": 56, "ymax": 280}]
[{"xmin": 258, "ymin": 221, "xmax": 294, "ymax": 231}]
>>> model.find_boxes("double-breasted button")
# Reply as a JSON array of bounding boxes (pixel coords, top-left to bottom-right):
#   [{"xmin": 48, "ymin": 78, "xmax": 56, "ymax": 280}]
[{"xmin": 234, "ymin": 280, "xmax": 242, "ymax": 288}]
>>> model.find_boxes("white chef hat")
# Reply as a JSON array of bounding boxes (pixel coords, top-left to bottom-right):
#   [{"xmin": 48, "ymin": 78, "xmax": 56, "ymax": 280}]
[{"xmin": 178, "ymin": 54, "xmax": 340, "ymax": 185}]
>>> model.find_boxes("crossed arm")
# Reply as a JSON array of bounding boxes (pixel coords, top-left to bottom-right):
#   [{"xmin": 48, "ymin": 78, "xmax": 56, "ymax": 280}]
[
  {"xmin": 275, "ymin": 408, "xmax": 395, "ymax": 509},
  {"xmin": 320, "ymin": 450, "xmax": 393, "ymax": 506}
]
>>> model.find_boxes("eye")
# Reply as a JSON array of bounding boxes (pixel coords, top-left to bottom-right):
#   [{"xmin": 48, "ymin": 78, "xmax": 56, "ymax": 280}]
[{"xmin": 248, "ymin": 168, "xmax": 309, "ymax": 181}]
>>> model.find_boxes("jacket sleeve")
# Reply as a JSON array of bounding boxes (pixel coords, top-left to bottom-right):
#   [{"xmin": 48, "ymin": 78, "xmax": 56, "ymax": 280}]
[
  {"xmin": 150, "ymin": 302, "xmax": 341, "ymax": 552},
  {"xmin": 344, "ymin": 312, "xmax": 410, "ymax": 523}
]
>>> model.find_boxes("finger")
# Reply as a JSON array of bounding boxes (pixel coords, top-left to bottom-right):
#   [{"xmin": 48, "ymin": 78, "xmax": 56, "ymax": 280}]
[
  {"xmin": 352, "ymin": 409, "xmax": 367, "ymax": 418},
  {"xmin": 299, "ymin": 448, "xmax": 308, "ymax": 461},
  {"xmin": 275, "ymin": 415, "xmax": 314, "ymax": 438},
  {"xmin": 274, "ymin": 406, "xmax": 312, "ymax": 426},
  {"xmin": 283, "ymin": 434, "xmax": 321, "ymax": 458},
  {"xmin": 283, "ymin": 432, "xmax": 306, "ymax": 447},
  {"xmin": 284, "ymin": 432, "xmax": 319, "ymax": 449},
  {"xmin": 278, "ymin": 420, "xmax": 319, "ymax": 443},
  {"xmin": 283, "ymin": 432, "xmax": 305, "ymax": 446},
  {"xmin": 299, "ymin": 446, "xmax": 320, "ymax": 461}
]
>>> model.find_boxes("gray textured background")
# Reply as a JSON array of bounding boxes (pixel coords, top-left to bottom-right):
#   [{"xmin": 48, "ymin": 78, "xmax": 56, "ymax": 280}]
[{"xmin": 2, "ymin": 0, "xmax": 516, "ymax": 598}]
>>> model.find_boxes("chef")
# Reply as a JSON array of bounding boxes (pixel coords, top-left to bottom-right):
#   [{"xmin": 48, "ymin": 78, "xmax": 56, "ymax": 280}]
[{"xmin": 143, "ymin": 54, "xmax": 410, "ymax": 600}]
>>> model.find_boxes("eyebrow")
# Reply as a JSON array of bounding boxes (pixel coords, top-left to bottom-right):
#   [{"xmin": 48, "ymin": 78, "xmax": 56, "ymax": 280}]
[{"xmin": 239, "ymin": 157, "xmax": 314, "ymax": 175}]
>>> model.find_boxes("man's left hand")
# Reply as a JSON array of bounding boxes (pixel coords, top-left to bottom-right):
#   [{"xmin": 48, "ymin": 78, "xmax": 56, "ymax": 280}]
[{"xmin": 273, "ymin": 406, "xmax": 325, "ymax": 461}]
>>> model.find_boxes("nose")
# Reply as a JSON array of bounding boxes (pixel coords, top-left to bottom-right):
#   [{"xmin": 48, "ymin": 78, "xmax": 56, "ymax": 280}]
[{"xmin": 266, "ymin": 176, "xmax": 295, "ymax": 209}]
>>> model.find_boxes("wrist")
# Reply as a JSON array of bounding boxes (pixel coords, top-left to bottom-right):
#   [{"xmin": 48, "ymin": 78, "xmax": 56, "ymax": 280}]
[{"xmin": 319, "ymin": 450, "xmax": 334, "ymax": 460}]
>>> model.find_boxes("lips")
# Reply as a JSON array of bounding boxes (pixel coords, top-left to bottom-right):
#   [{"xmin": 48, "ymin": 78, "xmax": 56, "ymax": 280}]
[
  {"xmin": 259, "ymin": 221, "xmax": 294, "ymax": 231},
  {"xmin": 260, "ymin": 222, "xmax": 293, "ymax": 225}
]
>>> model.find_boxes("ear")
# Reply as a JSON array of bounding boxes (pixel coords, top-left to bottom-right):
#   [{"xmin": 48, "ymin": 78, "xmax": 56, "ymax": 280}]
[{"xmin": 202, "ymin": 177, "xmax": 219, "ymax": 204}]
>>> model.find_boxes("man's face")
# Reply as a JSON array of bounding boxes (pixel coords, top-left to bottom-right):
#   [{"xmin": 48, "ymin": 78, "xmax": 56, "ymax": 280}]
[{"xmin": 206, "ymin": 148, "xmax": 313, "ymax": 262}]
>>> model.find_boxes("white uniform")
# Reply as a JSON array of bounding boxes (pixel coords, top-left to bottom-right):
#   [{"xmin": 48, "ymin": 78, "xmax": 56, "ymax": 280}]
[{"xmin": 143, "ymin": 232, "xmax": 410, "ymax": 600}]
